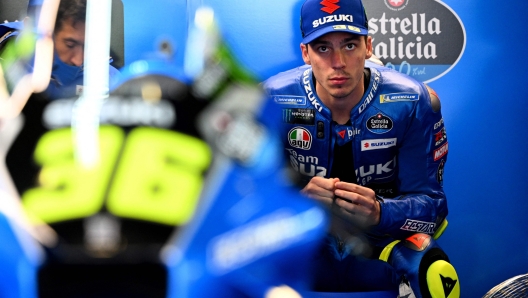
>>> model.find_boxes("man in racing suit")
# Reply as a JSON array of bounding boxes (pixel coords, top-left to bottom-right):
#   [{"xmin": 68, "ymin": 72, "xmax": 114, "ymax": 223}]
[{"xmin": 263, "ymin": 0, "xmax": 459, "ymax": 296}]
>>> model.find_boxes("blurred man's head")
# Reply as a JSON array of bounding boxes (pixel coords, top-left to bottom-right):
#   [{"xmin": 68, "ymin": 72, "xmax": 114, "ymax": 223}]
[{"xmin": 53, "ymin": 0, "xmax": 86, "ymax": 67}]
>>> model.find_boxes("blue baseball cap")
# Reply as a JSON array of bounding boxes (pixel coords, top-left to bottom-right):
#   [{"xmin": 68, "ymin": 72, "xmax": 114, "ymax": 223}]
[{"xmin": 300, "ymin": 0, "xmax": 369, "ymax": 44}]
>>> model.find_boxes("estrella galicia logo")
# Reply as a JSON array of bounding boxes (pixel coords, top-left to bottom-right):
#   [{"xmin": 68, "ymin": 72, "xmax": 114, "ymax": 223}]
[
  {"xmin": 283, "ymin": 108, "xmax": 315, "ymax": 125},
  {"xmin": 363, "ymin": 0, "xmax": 466, "ymax": 83},
  {"xmin": 288, "ymin": 127, "xmax": 312, "ymax": 150},
  {"xmin": 366, "ymin": 113, "xmax": 393, "ymax": 134}
]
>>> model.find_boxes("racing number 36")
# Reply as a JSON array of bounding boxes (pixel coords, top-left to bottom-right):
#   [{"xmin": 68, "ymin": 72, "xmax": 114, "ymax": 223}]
[{"xmin": 22, "ymin": 126, "xmax": 212, "ymax": 226}]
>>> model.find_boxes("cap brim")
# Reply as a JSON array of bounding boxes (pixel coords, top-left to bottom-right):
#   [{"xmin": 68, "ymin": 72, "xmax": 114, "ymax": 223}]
[{"xmin": 302, "ymin": 25, "xmax": 368, "ymax": 44}]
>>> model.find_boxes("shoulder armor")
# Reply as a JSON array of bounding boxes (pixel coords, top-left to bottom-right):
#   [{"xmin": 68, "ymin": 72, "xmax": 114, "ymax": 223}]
[{"xmin": 425, "ymin": 85, "xmax": 441, "ymax": 112}]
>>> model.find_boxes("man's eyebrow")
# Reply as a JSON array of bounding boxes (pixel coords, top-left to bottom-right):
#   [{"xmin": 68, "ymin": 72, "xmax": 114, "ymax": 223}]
[
  {"xmin": 63, "ymin": 37, "xmax": 82, "ymax": 45},
  {"xmin": 311, "ymin": 35, "xmax": 361, "ymax": 46},
  {"xmin": 342, "ymin": 36, "xmax": 361, "ymax": 43},
  {"xmin": 311, "ymin": 40, "xmax": 328, "ymax": 47}
]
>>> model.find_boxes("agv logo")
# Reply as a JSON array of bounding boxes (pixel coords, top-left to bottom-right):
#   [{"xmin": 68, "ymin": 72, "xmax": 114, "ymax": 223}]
[{"xmin": 288, "ymin": 127, "xmax": 312, "ymax": 150}]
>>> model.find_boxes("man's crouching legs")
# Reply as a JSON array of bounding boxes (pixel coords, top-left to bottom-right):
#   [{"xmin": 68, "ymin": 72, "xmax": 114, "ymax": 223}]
[{"xmin": 379, "ymin": 233, "xmax": 460, "ymax": 298}]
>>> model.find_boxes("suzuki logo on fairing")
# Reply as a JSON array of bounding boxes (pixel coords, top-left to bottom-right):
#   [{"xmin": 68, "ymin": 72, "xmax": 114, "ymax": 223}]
[
  {"xmin": 320, "ymin": 0, "xmax": 340, "ymax": 14},
  {"xmin": 209, "ymin": 208, "xmax": 325, "ymax": 273}
]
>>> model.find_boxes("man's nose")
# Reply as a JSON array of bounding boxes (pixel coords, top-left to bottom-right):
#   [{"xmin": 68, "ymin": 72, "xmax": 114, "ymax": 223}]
[
  {"xmin": 71, "ymin": 48, "xmax": 84, "ymax": 67},
  {"xmin": 331, "ymin": 50, "xmax": 346, "ymax": 69}
]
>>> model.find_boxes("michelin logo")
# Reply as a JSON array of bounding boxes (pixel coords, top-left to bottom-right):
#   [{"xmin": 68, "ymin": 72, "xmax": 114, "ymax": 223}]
[
  {"xmin": 274, "ymin": 95, "xmax": 307, "ymax": 105},
  {"xmin": 380, "ymin": 93, "xmax": 419, "ymax": 103}
]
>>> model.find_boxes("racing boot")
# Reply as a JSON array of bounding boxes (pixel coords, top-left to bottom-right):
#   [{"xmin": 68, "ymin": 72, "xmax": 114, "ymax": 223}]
[{"xmin": 379, "ymin": 233, "xmax": 460, "ymax": 298}]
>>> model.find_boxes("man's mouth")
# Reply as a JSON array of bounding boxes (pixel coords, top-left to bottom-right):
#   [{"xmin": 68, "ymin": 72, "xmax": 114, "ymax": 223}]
[{"xmin": 329, "ymin": 77, "xmax": 348, "ymax": 85}]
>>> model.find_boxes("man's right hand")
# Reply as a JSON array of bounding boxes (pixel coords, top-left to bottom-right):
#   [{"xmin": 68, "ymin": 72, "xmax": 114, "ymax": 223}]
[
  {"xmin": 301, "ymin": 176, "xmax": 365, "ymax": 238},
  {"xmin": 300, "ymin": 176, "xmax": 340, "ymax": 208}
]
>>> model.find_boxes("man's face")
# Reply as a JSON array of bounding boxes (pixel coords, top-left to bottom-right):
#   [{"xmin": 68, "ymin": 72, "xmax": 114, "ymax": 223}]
[
  {"xmin": 301, "ymin": 32, "xmax": 372, "ymax": 103},
  {"xmin": 53, "ymin": 18, "xmax": 85, "ymax": 67}
]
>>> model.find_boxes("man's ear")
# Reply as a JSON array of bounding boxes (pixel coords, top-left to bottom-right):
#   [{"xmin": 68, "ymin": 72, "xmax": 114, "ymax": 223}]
[
  {"xmin": 300, "ymin": 43, "xmax": 311, "ymax": 65},
  {"xmin": 365, "ymin": 36, "xmax": 373, "ymax": 59}
]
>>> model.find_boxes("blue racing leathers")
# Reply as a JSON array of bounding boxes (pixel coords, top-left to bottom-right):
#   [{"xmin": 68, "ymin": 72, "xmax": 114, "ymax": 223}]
[
  {"xmin": 263, "ymin": 61, "xmax": 448, "ymax": 245},
  {"xmin": 263, "ymin": 61, "xmax": 457, "ymax": 297}
]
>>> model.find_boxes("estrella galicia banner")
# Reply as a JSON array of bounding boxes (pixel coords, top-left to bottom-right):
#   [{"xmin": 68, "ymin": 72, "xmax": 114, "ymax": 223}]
[{"xmin": 363, "ymin": 0, "xmax": 466, "ymax": 83}]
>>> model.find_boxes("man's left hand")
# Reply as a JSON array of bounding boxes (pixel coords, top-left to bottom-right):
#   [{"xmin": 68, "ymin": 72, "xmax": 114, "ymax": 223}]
[{"xmin": 333, "ymin": 181, "xmax": 381, "ymax": 229}]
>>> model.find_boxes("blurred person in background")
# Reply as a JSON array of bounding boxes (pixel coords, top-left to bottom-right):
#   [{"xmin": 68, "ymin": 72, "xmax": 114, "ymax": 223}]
[{"xmin": 0, "ymin": 0, "xmax": 119, "ymax": 100}]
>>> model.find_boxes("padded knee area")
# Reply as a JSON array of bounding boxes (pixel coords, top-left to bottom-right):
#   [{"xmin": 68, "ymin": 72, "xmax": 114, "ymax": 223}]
[{"xmin": 426, "ymin": 260, "xmax": 460, "ymax": 298}]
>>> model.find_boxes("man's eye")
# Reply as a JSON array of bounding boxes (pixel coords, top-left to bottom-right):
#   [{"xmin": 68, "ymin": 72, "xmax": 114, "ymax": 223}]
[
  {"xmin": 65, "ymin": 43, "xmax": 76, "ymax": 49},
  {"xmin": 346, "ymin": 44, "xmax": 356, "ymax": 50},
  {"xmin": 318, "ymin": 46, "xmax": 328, "ymax": 52}
]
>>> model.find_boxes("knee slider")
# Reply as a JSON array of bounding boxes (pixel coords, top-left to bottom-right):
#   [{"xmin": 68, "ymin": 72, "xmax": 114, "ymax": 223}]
[
  {"xmin": 405, "ymin": 234, "xmax": 460, "ymax": 298},
  {"xmin": 425, "ymin": 259, "xmax": 460, "ymax": 298},
  {"xmin": 419, "ymin": 247, "xmax": 460, "ymax": 298},
  {"xmin": 380, "ymin": 233, "xmax": 460, "ymax": 298}
]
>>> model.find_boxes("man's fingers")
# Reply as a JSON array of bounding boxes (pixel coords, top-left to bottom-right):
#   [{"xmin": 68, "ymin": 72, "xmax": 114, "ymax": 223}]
[
  {"xmin": 335, "ymin": 196, "xmax": 359, "ymax": 211},
  {"xmin": 334, "ymin": 189, "xmax": 360, "ymax": 204},
  {"xmin": 303, "ymin": 189, "xmax": 333, "ymax": 200},
  {"xmin": 310, "ymin": 176, "xmax": 339, "ymax": 190},
  {"xmin": 333, "ymin": 198, "xmax": 372, "ymax": 224},
  {"xmin": 335, "ymin": 181, "xmax": 375, "ymax": 197},
  {"xmin": 334, "ymin": 194, "xmax": 381, "ymax": 226}
]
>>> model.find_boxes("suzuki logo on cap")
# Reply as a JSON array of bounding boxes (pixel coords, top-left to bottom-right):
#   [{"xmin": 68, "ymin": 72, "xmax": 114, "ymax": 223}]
[{"xmin": 321, "ymin": 0, "xmax": 340, "ymax": 14}]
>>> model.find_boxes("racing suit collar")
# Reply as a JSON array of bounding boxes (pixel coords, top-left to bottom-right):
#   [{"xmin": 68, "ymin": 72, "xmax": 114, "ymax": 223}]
[
  {"xmin": 351, "ymin": 66, "xmax": 381, "ymax": 116},
  {"xmin": 305, "ymin": 67, "xmax": 332, "ymax": 120}
]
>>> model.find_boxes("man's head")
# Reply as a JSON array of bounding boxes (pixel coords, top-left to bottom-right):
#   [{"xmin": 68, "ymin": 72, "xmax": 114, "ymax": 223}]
[
  {"xmin": 300, "ymin": 0, "xmax": 369, "ymax": 45},
  {"xmin": 53, "ymin": 0, "xmax": 86, "ymax": 66},
  {"xmin": 299, "ymin": 0, "xmax": 372, "ymax": 107}
]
